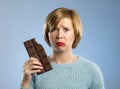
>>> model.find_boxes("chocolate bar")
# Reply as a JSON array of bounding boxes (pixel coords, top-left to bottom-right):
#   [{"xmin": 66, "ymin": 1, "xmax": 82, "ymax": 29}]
[{"xmin": 23, "ymin": 38, "xmax": 52, "ymax": 74}]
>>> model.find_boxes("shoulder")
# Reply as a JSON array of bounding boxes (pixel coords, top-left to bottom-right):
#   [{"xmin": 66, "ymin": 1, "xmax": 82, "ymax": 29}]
[
  {"xmin": 78, "ymin": 56, "xmax": 103, "ymax": 76},
  {"xmin": 79, "ymin": 56, "xmax": 100, "ymax": 69}
]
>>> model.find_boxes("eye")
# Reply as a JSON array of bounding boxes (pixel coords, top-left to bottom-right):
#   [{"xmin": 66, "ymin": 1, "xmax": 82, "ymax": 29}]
[
  {"xmin": 50, "ymin": 28, "xmax": 58, "ymax": 32},
  {"xmin": 64, "ymin": 28, "xmax": 70, "ymax": 32}
]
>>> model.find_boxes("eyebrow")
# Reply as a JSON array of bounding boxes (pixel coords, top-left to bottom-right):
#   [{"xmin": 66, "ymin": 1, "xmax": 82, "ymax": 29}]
[{"xmin": 62, "ymin": 25, "xmax": 73, "ymax": 30}]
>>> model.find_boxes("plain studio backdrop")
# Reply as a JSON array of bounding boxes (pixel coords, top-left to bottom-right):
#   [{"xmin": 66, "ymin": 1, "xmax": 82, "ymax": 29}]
[{"xmin": 0, "ymin": 0, "xmax": 120, "ymax": 89}]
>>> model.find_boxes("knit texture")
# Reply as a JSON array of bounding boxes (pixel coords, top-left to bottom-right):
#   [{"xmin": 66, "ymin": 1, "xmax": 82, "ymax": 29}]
[{"xmin": 21, "ymin": 56, "xmax": 105, "ymax": 89}]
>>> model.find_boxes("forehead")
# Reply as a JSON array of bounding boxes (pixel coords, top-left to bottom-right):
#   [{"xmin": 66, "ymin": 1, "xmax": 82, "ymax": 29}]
[{"xmin": 57, "ymin": 18, "xmax": 73, "ymax": 29}]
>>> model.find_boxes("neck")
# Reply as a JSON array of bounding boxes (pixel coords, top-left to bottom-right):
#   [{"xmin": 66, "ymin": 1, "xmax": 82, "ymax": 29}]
[{"xmin": 49, "ymin": 50, "xmax": 77, "ymax": 64}]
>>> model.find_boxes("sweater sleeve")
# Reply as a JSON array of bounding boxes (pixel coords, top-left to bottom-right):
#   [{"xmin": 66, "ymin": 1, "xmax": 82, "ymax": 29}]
[
  {"xmin": 20, "ymin": 74, "xmax": 36, "ymax": 89},
  {"xmin": 91, "ymin": 65, "xmax": 105, "ymax": 89}
]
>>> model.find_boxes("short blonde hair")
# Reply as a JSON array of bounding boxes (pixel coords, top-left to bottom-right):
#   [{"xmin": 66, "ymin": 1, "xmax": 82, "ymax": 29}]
[{"xmin": 44, "ymin": 7, "xmax": 82, "ymax": 48}]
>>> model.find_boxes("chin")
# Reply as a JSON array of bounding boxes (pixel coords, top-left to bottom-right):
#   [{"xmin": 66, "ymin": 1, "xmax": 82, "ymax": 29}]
[{"xmin": 54, "ymin": 47, "xmax": 66, "ymax": 53}]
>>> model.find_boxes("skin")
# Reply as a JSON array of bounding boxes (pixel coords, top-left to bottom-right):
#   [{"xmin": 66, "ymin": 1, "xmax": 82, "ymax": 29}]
[
  {"xmin": 21, "ymin": 18, "xmax": 78, "ymax": 88},
  {"xmin": 21, "ymin": 57, "xmax": 44, "ymax": 88},
  {"xmin": 48, "ymin": 18, "xmax": 78, "ymax": 64}
]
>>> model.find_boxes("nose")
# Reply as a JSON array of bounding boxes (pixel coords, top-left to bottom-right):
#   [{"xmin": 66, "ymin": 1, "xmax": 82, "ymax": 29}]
[
  {"xmin": 56, "ymin": 36, "xmax": 63, "ymax": 39},
  {"xmin": 56, "ymin": 29, "xmax": 63, "ymax": 39}
]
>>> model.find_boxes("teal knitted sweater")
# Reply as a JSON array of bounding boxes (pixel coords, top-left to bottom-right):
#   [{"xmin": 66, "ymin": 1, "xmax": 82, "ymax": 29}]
[{"xmin": 21, "ymin": 56, "xmax": 105, "ymax": 89}]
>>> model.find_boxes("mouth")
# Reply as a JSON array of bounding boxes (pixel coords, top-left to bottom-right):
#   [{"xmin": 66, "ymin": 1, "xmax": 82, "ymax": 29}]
[{"xmin": 56, "ymin": 42, "xmax": 65, "ymax": 46}]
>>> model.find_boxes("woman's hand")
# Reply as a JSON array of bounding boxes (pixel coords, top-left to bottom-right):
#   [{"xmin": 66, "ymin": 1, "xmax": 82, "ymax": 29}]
[
  {"xmin": 21, "ymin": 57, "xmax": 43, "ymax": 88},
  {"xmin": 24, "ymin": 57, "xmax": 43, "ymax": 76}
]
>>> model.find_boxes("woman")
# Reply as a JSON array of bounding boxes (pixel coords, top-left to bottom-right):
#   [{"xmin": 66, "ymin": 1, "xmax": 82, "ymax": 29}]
[{"xmin": 21, "ymin": 7, "xmax": 105, "ymax": 89}]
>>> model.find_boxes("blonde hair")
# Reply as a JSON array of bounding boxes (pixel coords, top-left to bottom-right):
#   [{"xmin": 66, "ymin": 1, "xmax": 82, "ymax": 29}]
[{"xmin": 44, "ymin": 7, "xmax": 82, "ymax": 48}]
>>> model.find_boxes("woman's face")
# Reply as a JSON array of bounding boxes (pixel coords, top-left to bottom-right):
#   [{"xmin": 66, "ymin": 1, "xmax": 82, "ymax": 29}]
[{"xmin": 48, "ymin": 18, "xmax": 75, "ymax": 52}]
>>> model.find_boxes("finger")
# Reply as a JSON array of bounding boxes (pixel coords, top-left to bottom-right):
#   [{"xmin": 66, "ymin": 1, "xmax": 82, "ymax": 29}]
[
  {"xmin": 25, "ymin": 58, "xmax": 41, "ymax": 66},
  {"xmin": 23, "ymin": 57, "xmax": 44, "ymax": 75},
  {"xmin": 28, "ymin": 60, "xmax": 42, "ymax": 68},
  {"xmin": 30, "ymin": 57, "xmax": 39, "ymax": 61},
  {"xmin": 24, "ymin": 65, "xmax": 44, "ymax": 75},
  {"xmin": 30, "ymin": 65, "xmax": 44, "ymax": 70},
  {"xmin": 24, "ymin": 64, "xmax": 43, "ymax": 74},
  {"xmin": 31, "ymin": 69, "xmax": 44, "ymax": 74},
  {"xmin": 24, "ymin": 57, "xmax": 35, "ymax": 66},
  {"xmin": 24, "ymin": 59, "xmax": 43, "ymax": 71},
  {"xmin": 30, "ymin": 57, "xmax": 43, "ymax": 66}
]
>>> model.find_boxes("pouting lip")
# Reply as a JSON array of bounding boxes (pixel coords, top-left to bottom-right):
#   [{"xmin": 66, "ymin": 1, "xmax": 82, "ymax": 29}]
[{"xmin": 56, "ymin": 42, "xmax": 65, "ymax": 46}]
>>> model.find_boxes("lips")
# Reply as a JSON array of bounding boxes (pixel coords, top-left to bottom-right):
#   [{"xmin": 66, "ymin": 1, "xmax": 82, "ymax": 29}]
[{"xmin": 56, "ymin": 42, "xmax": 65, "ymax": 46}]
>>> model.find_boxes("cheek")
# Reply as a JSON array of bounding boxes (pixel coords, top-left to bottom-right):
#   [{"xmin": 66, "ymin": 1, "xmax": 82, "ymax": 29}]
[
  {"xmin": 48, "ymin": 33, "xmax": 55, "ymax": 43},
  {"xmin": 68, "ymin": 33, "xmax": 75, "ymax": 43}
]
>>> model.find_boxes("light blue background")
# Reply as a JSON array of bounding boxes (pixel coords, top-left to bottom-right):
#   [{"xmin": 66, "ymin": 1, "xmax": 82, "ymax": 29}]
[{"xmin": 0, "ymin": 0, "xmax": 120, "ymax": 89}]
